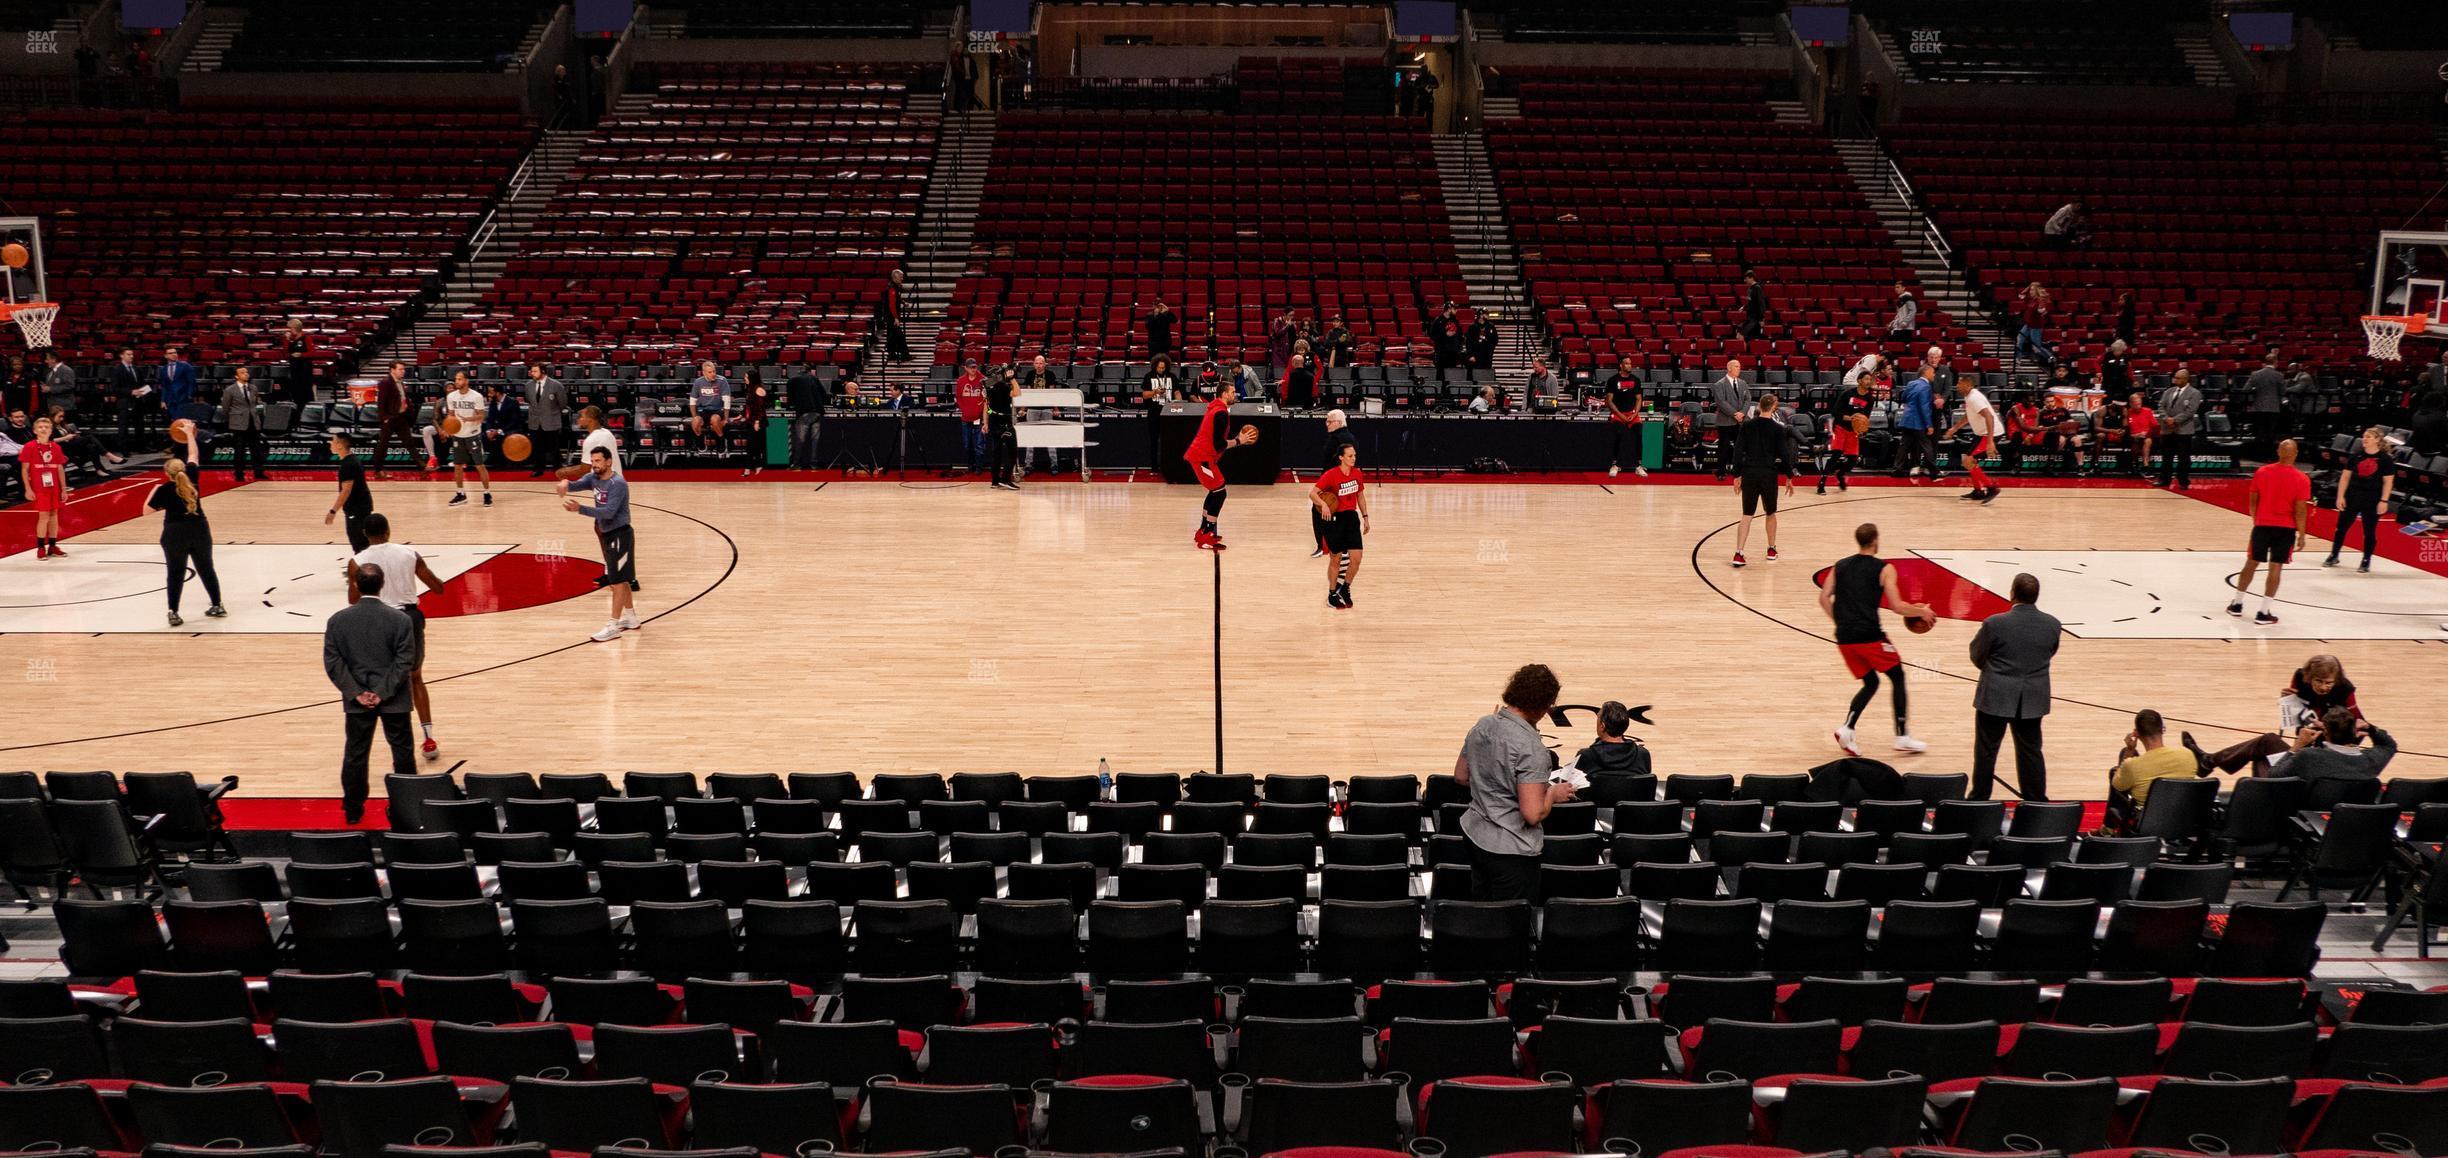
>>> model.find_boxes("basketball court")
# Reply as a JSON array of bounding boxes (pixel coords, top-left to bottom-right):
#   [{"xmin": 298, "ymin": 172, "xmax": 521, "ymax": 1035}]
[{"xmin": 7, "ymin": 471, "xmax": 2446, "ymax": 797}]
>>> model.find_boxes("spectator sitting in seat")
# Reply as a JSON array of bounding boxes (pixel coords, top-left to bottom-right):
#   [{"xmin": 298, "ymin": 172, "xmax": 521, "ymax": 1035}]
[
  {"xmin": 1467, "ymin": 385, "xmax": 1499, "ymax": 413},
  {"xmin": 49, "ymin": 406, "xmax": 126, "ymax": 475},
  {"xmin": 2280, "ymin": 654, "xmax": 2361, "ymax": 732},
  {"xmin": 1572, "ymin": 701, "xmax": 1651, "ymax": 779},
  {"xmin": 2185, "ymin": 707, "xmax": 2395, "ymax": 785},
  {"xmin": 2037, "ymin": 394, "xmax": 2086, "ymax": 474},
  {"xmin": 2122, "ymin": 392, "xmax": 2156, "ymax": 474},
  {"xmin": 2042, "ymin": 199, "xmax": 2092, "ymax": 249},
  {"xmin": 2006, "ymin": 395, "xmax": 2047, "ymax": 471},
  {"xmin": 2096, "ymin": 708, "xmax": 2201, "ymax": 835}
]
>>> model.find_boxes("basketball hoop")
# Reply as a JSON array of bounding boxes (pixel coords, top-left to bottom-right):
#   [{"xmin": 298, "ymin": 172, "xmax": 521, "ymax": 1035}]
[
  {"xmin": 2363, "ymin": 313, "xmax": 2426, "ymax": 361},
  {"xmin": 0, "ymin": 301, "xmax": 59, "ymax": 350}
]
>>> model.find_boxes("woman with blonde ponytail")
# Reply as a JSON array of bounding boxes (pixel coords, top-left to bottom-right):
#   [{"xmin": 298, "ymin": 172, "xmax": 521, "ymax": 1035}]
[{"xmin": 149, "ymin": 458, "xmax": 225, "ymax": 626}]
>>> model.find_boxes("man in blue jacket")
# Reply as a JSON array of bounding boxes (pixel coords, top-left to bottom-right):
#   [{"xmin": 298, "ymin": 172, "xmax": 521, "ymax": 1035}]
[
  {"xmin": 1892, "ymin": 373, "xmax": 1933, "ymax": 481},
  {"xmin": 157, "ymin": 343, "xmax": 196, "ymax": 413}
]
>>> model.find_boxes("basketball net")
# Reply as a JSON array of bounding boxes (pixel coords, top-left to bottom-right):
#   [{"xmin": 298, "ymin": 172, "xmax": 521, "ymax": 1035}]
[
  {"xmin": 0, "ymin": 302, "xmax": 58, "ymax": 350},
  {"xmin": 2363, "ymin": 313, "xmax": 2424, "ymax": 361}
]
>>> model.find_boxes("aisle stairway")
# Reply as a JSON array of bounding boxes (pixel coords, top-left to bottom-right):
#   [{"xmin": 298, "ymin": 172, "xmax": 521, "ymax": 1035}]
[
  {"xmin": 1433, "ymin": 131, "xmax": 1546, "ymax": 397},
  {"xmin": 369, "ymin": 126, "xmax": 591, "ymax": 367},
  {"xmin": 177, "ymin": 9, "xmax": 245, "ymax": 73},
  {"xmin": 875, "ymin": 108, "xmax": 994, "ymax": 390},
  {"xmin": 1832, "ymin": 136, "xmax": 2018, "ymax": 367}
]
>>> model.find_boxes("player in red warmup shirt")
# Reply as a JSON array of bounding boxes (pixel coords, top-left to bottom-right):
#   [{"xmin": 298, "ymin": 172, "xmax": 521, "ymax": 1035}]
[
  {"xmin": 1186, "ymin": 382, "xmax": 1258, "ymax": 550},
  {"xmin": 2231, "ymin": 438, "xmax": 2310, "ymax": 626},
  {"xmin": 1310, "ymin": 442, "xmax": 1370, "ymax": 608},
  {"xmin": 22, "ymin": 414, "xmax": 69, "ymax": 558}
]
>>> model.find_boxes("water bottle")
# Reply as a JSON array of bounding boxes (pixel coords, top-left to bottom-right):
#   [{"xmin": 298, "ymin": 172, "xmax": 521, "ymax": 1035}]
[{"xmin": 1096, "ymin": 757, "xmax": 1112, "ymax": 793}]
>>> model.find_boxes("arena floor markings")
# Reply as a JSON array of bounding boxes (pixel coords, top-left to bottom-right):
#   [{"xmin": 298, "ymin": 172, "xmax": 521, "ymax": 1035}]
[{"xmin": 4, "ymin": 476, "xmax": 2443, "ymax": 789}]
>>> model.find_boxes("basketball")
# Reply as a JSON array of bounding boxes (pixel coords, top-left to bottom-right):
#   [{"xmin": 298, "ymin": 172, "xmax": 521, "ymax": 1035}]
[
  {"xmin": 1905, "ymin": 615, "xmax": 1936, "ymax": 634},
  {"xmin": 1238, "ymin": 424, "xmax": 1258, "ymax": 441},
  {"xmin": 504, "ymin": 433, "xmax": 532, "ymax": 462},
  {"xmin": 1848, "ymin": 414, "xmax": 1870, "ymax": 436},
  {"xmin": 169, "ymin": 418, "xmax": 194, "ymax": 445},
  {"xmin": 0, "ymin": 243, "xmax": 26, "ymax": 270},
  {"xmin": 439, "ymin": 415, "xmax": 462, "ymax": 437}
]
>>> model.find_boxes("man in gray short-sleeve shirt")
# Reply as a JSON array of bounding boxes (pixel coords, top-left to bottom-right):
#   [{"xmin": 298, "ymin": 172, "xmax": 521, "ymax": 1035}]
[{"xmin": 1457, "ymin": 664, "xmax": 1574, "ymax": 901}]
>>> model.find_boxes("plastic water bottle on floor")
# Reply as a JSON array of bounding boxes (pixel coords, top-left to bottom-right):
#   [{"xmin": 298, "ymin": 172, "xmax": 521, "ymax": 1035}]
[{"xmin": 1096, "ymin": 757, "xmax": 1112, "ymax": 793}]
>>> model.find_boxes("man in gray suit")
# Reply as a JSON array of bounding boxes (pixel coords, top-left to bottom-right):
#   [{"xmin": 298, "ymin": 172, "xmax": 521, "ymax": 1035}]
[
  {"xmin": 2244, "ymin": 349, "xmax": 2288, "ymax": 458},
  {"xmin": 219, "ymin": 366, "xmax": 267, "ymax": 482},
  {"xmin": 1708, "ymin": 358, "xmax": 1750, "ymax": 479},
  {"xmin": 2156, "ymin": 368, "xmax": 2203, "ymax": 490},
  {"xmin": 1969, "ymin": 572, "xmax": 2062, "ymax": 800},
  {"xmin": 522, "ymin": 361, "xmax": 569, "ymax": 477},
  {"xmin": 324, "ymin": 565, "xmax": 418, "ymax": 824}
]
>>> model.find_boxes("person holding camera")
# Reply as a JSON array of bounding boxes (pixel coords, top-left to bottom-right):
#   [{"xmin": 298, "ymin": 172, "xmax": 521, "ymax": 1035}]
[{"xmin": 1456, "ymin": 664, "xmax": 1573, "ymax": 902}]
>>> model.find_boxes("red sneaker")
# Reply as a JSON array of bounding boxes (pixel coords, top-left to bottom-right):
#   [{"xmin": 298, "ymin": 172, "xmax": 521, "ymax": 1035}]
[
  {"xmin": 1208, "ymin": 535, "xmax": 1229, "ymax": 551},
  {"xmin": 34, "ymin": 544, "xmax": 48, "ymax": 560},
  {"xmin": 1731, "ymin": 552, "xmax": 1747, "ymax": 568},
  {"xmin": 1766, "ymin": 546, "xmax": 1779, "ymax": 562},
  {"xmin": 1193, "ymin": 530, "xmax": 1216, "ymax": 550},
  {"xmin": 421, "ymin": 738, "xmax": 439, "ymax": 761}
]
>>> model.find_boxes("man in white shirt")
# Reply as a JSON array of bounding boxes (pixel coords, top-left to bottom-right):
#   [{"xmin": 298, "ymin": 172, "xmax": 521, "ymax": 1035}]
[
  {"xmin": 1842, "ymin": 352, "xmax": 1885, "ymax": 390},
  {"xmin": 1943, "ymin": 377, "xmax": 2004, "ymax": 504},
  {"xmin": 346, "ymin": 512, "xmax": 446, "ymax": 761},
  {"xmin": 575, "ymin": 404, "xmax": 623, "ymax": 475},
  {"xmin": 431, "ymin": 371, "xmax": 491, "ymax": 507}
]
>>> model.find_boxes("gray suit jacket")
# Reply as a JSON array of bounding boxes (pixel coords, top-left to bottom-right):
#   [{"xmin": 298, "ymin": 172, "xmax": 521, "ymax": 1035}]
[
  {"xmin": 1709, "ymin": 376, "xmax": 1748, "ymax": 423},
  {"xmin": 2158, "ymin": 384, "xmax": 2202, "ymax": 435},
  {"xmin": 323, "ymin": 598, "xmax": 416, "ymax": 715},
  {"xmin": 2246, "ymin": 366, "xmax": 2285, "ymax": 414},
  {"xmin": 1970, "ymin": 602, "xmax": 2062, "ymax": 719},
  {"xmin": 221, "ymin": 381, "xmax": 263, "ymax": 431},
  {"xmin": 525, "ymin": 376, "xmax": 568, "ymax": 431}
]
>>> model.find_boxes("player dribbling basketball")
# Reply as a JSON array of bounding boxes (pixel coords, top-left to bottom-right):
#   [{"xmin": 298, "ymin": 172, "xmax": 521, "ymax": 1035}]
[
  {"xmin": 1311, "ymin": 442, "xmax": 1369, "ymax": 608},
  {"xmin": 1821, "ymin": 522, "xmax": 1934, "ymax": 756},
  {"xmin": 1186, "ymin": 383, "xmax": 1257, "ymax": 550}
]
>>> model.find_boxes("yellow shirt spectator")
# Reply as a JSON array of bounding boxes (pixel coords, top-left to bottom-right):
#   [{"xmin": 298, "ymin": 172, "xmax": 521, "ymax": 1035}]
[{"xmin": 2112, "ymin": 746, "xmax": 2197, "ymax": 805}]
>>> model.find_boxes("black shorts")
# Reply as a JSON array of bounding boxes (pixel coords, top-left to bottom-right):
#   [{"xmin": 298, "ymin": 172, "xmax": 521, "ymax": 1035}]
[
  {"xmin": 2248, "ymin": 525, "xmax": 2297, "ymax": 564},
  {"xmin": 1740, "ymin": 472, "xmax": 1781, "ymax": 517},
  {"xmin": 403, "ymin": 605, "xmax": 426, "ymax": 668},
  {"xmin": 448, "ymin": 437, "xmax": 482, "ymax": 468},
  {"xmin": 1324, "ymin": 509, "xmax": 1364, "ymax": 553},
  {"xmin": 595, "ymin": 525, "xmax": 637, "ymax": 587}
]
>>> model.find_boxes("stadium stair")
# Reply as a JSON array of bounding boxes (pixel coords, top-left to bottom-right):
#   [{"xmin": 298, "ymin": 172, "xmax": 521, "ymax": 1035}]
[
  {"xmin": 884, "ymin": 106, "xmax": 993, "ymax": 389},
  {"xmin": 1834, "ymin": 135, "xmax": 2017, "ymax": 365},
  {"xmin": 176, "ymin": 9, "xmax": 244, "ymax": 74},
  {"xmin": 375, "ymin": 125, "xmax": 592, "ymax": 368},
  {"xmin": 1435, "ymin": 130, "xmax": 1548, "ymax": 395}
]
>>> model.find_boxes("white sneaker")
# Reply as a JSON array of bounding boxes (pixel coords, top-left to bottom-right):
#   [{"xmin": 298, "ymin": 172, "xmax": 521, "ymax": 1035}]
[
  {"xmin": 617, "ymin": 614, "xmax": 641, "ymax": 631},
  {"xmin": 1635, "ymin": 466, "xmax": 1648, "ymax": 477},
  {"xmin": 1833, "ymin": 726, "xmax": 1859, "ymax": 756},
  {"xmin": 1893, "ymin": 735, "xmax": 1928, "ymax": 753},
  {"xmin": 1608, "ymin": 465, "xmax": 1620, "ymax": 477},
  {"xmin": 590, "ymin": 621, "xmax": 627, "ymax": 643}
]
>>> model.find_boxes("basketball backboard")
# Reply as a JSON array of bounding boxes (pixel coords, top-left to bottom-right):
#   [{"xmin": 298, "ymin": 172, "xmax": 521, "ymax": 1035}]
[
  {"xmin": 2370, "ymin": 229, "xmax": 2448, "ymax": 325},
  {"xmin": 0, "ymin": 216, "xmax": 47, "ymax": 306}
]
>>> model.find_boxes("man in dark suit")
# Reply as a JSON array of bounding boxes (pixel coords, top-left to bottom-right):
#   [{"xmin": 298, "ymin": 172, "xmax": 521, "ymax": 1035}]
[
  {"xmin": 106, "ymin": 347, "xmax": 148, "ymax": 445},
  {"xmin": 522, "ymin": 361, "xmax": 569, "ymax": 477},
  {"xmin": 324, "ymin": 565, "xmax": 418, "ymax": 824},
  {"xmin": 1969, "ymin": 572, "xmax": 2063, "ymax": 800}
]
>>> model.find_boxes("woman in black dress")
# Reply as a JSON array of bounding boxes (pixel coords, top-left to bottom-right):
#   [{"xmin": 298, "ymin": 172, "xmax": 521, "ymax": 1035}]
[{"xmin": 151, "ymin": 458, "xmax": 224, "ymax": 626}]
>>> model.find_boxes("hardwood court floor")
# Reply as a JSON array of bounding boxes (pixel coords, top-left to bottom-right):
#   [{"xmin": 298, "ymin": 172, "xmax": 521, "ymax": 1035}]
[{"xmin": 5, "ymin": 473, "xmax": 2445, "ymax": 797}]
